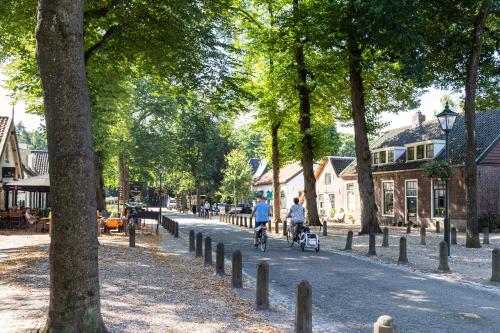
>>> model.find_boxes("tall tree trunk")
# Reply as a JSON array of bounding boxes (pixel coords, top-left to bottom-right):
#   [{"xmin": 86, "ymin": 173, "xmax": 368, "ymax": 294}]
[
  {"xmin": 348, "ymin": 41, "xmax": 381, "ymax": 235},
  {"xmin": 95, "ymin": 153, "xmax": 105, "ymax": 211},
  {"xmin": 465, "ymin": 0, "xmax": 492, "ymax": 248},
  {"xmin": 292, "ymin": 0, "xmax": 320, "ymax": 226},
  {"xmin": 36, "ymin": 0, "xmax": 106, "ymax": 331},
  {"xmin": 118, "ymin": 153, "xmax": 129, "ymax": 216},
  {"xmin": 271, "ymin": 122, "xmax": 281, "ymax": 222}
]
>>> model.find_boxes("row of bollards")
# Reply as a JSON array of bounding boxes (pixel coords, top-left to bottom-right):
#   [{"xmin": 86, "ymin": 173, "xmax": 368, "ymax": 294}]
[{"xmin": 343, "ymin": 226, "xmax": 500, "ymax": 278}]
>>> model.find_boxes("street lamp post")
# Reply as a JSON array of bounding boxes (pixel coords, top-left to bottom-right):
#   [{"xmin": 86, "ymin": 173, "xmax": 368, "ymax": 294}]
[
  {"xmin": 157, "ymin": 166, "xmax": 164, "ymax": 235},
  {"xmin": 436, "ymin": 102, "xmax": 458, "ymax": 256}
]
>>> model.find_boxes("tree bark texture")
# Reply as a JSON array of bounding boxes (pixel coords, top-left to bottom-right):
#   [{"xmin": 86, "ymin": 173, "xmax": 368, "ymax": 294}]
[
  {"xmin": 95, "ymin": 154, "xmax": 105, "ymax": 211},
  {"xmin": 36, "ymin": 0, "xmax": 106, "ymax": 331},
  {"xmin": 292, "ymin": 0, "xmax": 320, "ymax": 226},
  {"xmin": 465, "ymin": 0, "xmax": 492, "ymax": 248},
  {"xmin": 271, "ymin": 122, "xmax": 281, "ymax": 223},
  {"xmin": 348, "ymin": 41, "xmax": 381, "ymax": 234},
  {"xmin": 118, "ymin": 152, "xmax": 129, "ymax": 215}
]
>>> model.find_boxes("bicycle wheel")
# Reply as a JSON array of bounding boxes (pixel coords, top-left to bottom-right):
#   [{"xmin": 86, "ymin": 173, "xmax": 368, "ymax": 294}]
[
  {"xmin": 260, "ymin": 234, "xmax": 267, "ymax": 252},
  {"xmin": 287, "ymin": 229, "xmax": 294, "ymax": 247}
]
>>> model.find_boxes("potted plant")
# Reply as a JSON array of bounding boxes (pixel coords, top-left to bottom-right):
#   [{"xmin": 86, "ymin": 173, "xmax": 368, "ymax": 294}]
[{"xmin": 421, "ymin": 160, "xmax": 452, "ymax": 180}]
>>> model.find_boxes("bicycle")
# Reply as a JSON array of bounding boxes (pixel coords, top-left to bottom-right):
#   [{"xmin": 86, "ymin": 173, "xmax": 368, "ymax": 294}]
[
  {"xmin": 286, "ymin": 221, "xmax": 304, "ymax": 248},
  {"xmin": 255, "ymin": 223, "xmax": 268, "ymax": 252}
]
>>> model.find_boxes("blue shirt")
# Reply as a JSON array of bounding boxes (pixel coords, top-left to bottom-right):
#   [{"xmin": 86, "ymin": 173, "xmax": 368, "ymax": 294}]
[{"xmin": 254, "ymin": 201, "xmax": 270, "ymax": 222}]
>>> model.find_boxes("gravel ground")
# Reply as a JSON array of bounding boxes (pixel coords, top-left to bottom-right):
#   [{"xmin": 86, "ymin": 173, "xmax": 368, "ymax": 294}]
[
  {"xmin": 307, "ymin": 224, "xmax": 500, "ymax": 286},
  {"xmin": 0, "ymin": 228, "xmax": 286, "ymax": 333}
]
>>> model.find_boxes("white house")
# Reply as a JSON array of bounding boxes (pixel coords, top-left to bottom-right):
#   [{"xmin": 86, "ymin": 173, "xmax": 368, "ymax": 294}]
[
  {"xmin": 0, "ymin": 117, "xmax": 25, "ymax": 209},
  {"xmin": 252, "ymin": 161, "xmax": 304, "ymax": 216},
  {"xmin": 314, "ymin": 156, "xmax": 355, "ymax": 219}
]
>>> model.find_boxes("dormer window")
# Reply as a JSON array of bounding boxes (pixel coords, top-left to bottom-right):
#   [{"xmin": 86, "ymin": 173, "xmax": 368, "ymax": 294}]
[
  {"xmin": 372, "ymin": 147, "xmax": 404, "ymax": 165},
  {"xmin": 407, "ymin": 147, "xmax": 415, "ymax": 161},
  {"xmin": 379, "ymin": 151, "xmax": 386, "ymax": 164},
  {"xmin": 388, "ymin": 150, "xmax": 394, "ymax": 163},
  {"xmin": 406, "ymin": 140, "xmax": 444, "ymax": 162}
]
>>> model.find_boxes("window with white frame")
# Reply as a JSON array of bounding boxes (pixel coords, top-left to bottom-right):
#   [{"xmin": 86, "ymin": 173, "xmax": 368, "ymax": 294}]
[
  {"xmin": 379, "ymin": 150, "xmax": 387, "ymax": 164},
  {"xmin": 280, "ymin": 191, "xmax": 286, "ymax": 209},
  {"xmin": 319, "ymin": 194, "xmax": 324, "ymax": 208},
  {"xmin": 346, "ymin": 183, "xmax": 355, "ymax": 212},
  {"xmin": 373, "ymin": 152, "xmax": 380, "ymax": 164},
  {"xmin": 432, "ymin": 180, "xmax": 445, "ymax": 218},
  {"xmin": 388, "ymin": 150, "xmax": 394, "ymax": 163},
  {"xmin": 407, "ymin": 146, "xmax": 415, "ymax": 161},
  {"xmin": 324, "ymin": 172, "xmax": 332, "ymax": 185},
  {"xmin": 426, "ymin": 144, "xmax": 434, "ymax": 158},
  {"xmin": 382, "ymin": 181, "xmax": 394, "ymax": 216},
  {"xmin": 329, "ymin": 194, "xmax": 335, "ymax": 209}
]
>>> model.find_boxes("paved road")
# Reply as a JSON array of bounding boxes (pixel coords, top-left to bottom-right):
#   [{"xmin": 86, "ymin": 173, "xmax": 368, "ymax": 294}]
[{"xmin": 166, "ymin": 212, "xmax": 500, "ymax": 332}]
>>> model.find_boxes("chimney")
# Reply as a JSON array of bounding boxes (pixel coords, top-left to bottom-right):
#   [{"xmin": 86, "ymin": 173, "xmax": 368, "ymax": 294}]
[{"xmin": 412, "ymin": 111, "xmax": 425, "ymax": 128}]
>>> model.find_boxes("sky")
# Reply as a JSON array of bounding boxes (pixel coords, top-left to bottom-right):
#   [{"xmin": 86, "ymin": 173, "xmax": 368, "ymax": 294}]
[{"xmin": 0, "ymin": 72, "xmax": 458, "ymax": 134}]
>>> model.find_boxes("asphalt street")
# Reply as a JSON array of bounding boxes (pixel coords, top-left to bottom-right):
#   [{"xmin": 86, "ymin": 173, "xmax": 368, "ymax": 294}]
[{"xmin": 165, "ymin": 212, "xmax": 500, "ymax": 333}]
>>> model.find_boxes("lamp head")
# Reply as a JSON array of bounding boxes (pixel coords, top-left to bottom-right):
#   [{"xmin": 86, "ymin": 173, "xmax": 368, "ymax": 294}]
[{"xmin": 436, "ymin": 102, "xmax": 458, "ymax": 133}]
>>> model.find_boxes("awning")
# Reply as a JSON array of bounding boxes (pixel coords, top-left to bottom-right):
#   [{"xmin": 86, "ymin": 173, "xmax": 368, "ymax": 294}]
[{"xmin": 4, "ymin": 174, "xmax": 50, "ymax": 192}]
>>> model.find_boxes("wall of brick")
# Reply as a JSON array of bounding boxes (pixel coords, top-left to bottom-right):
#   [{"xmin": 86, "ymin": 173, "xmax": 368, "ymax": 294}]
[{"xmin": 477, "ymin": 165, "xmax": 500, "ymax": 216}]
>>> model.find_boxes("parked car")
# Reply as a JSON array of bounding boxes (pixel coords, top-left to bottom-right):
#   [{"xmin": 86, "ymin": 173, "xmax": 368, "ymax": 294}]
[
  {"xmin": 215, "ymin": 203, "xmax": 230, "ymax": 214},
  {"xmin": 228, "ymin": 203, "xmax": 252, "ymax": 215}
]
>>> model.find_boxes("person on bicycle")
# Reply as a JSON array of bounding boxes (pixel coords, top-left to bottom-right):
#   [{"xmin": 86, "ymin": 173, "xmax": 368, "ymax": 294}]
[
  {"xmin": 286, "ymin": 197, "xmax": 305, "ymax": 241},
  {"xmin": 250, "ymin": 194, "xmax": 270, "ymax": 248}
]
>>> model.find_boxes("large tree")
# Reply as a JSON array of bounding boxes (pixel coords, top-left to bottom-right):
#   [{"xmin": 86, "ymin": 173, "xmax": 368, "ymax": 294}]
[
  {"xmin": 36, "ymin": 0, "xmax": 106, "ymax": 331},
  {"xmin": 308, "ymin": 0, "xmax": 425, "ymax": 233},
  {"xmin": 419, "ymin": 0, "xmax": 498, "ymax": 248}
]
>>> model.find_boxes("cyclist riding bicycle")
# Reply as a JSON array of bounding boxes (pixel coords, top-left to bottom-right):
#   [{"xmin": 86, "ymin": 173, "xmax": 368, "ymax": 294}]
[
  {"xmin": 286, "ymin": 197, "xmax": 305, "ymax": 241},
  {"xmin": 250, "ymin": 194, "xmax": 270, "ymax": 248}
]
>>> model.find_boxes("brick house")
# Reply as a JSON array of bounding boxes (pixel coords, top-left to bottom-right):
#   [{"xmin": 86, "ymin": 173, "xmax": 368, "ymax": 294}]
[
  {"xmin": 314, "ymin": 156, "xmax": 355, "ymax": 219},
  {"xmin": 341, "ymin": 110, "xmax": 500, "ymax": 230}
]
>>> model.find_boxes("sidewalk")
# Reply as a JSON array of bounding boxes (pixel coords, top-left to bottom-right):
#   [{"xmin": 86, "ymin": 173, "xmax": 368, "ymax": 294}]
[
  {"xmin": 0, "ymin": 227, "xmax": 286, "ymax": 332},
  {"xmin": 213, "ymin": 213, "xmax": 500, "ymax": 287}
]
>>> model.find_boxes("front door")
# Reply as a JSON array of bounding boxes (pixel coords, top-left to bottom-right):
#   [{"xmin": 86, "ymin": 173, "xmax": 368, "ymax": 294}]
[{"xmin": 405, "ymin": 180, "xmax": 418, "ymax": 224}]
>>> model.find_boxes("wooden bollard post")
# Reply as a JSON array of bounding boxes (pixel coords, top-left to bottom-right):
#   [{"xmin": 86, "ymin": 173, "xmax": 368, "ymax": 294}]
[
  {"xmin": 435, "ymin": 221, "xmax": 441, "ymax": 234},
  {"xmin": 491, "ymin": 248, "xmax": 500, "ymax": 282},
  {"xmin": 295, "ymin": 280, "xmax": 312, "ymax": 333},
  {"xmin": 204, "ymin": 236, "xmax": 212, "ymax": 265},
  {"xmin": 382, "ymin": 227, "xmax": 389, "ymax": 247},
  {"xmin": 244, "ymin": 217, "xmax": 248, "ymax": 228},
  {"xmin": 483, "ymin": 227, "xmax": 490, "ymax": 245},
  {"xmin": 368, "ymin": 232, "xmax": 377, "ymax": 256},
  {"xmin": 345, "ymin": 230, "xmax": 353, "ymax": 251},
  {"xmin": 196, "ymin": 232, "xmax": 203, "ymax": 257},
  {"xmin": 240, "ymin": 215, "xmax": 244, "ymax": 227},
  {"xmin": 256, "ymin": 262, "xmax": 269, "ymax": 310},
  {"xmin": 406, "ymin": 222, "xmax": 412, "ymax": 234},
  {"xmin": 129, "ymin": 220, "xmax": 136, "ymax": 248},
  {"xmin": 398, "ymin": 237, "xmax": 408, "ymax": 264},
  {"xmin": 275, "ymin": 220, "xmax": 279, "ymax": 234},
  {"xmin": 268, "ymin": 219, "xmax": 272, "ymax": 233},
  {"xmin": 283, "ymin": 220, "xmax": 288, "ymax": 236},
  {"xmin": 189, "ymin": 230, "xmax": 195, "ymax": 252},
  {"xmin": 232, "ymin": 250, "xmax": 243, "ymax": 288},
  {"xmin": 216, "ymin": 243, "xmax": 224, "ymax": 276},
  {"xmin": 322, "ymin": 220, "xmax": 328, "ymax": 236},
  {"xmin": 451, "ymin": 227, "xmax": 457, "ymax": 245},
  {"xmin": 373, "ymin": 315, "xmax": 397, "ymax": 333},
  {"xmin": 438, "ymin": 241, "xmax": 450, "ymax": 272},
  {"xmin": 249, "ymin": 217, "xmax": 253, "ymax": 228},
  {"xmin": 420, "ymin": 226, "xmax": 426, "ymax": 245},
  {"xmin": 232, "ymin": 215, "xmax": 235, "ymax": 225}
]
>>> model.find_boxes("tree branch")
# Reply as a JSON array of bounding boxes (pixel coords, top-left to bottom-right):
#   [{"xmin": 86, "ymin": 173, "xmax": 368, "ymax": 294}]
[
  {"xmin": 84, "ymin": 25, "xmax": 120, "ymax": 64},
  {"xmin": 84, "ymin": 0, "xmax": 120, "ymax": 21}
]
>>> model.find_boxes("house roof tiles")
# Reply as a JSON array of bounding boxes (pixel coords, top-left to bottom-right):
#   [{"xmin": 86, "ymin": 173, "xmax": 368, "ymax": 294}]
[
  {"xmin": 31, "ymin": 150, "xmax": 49, "ymax": 175},
  {"xmin": 253, "ymin": 161, "xmax": 302, "ymax": 186},
  {"xmin": 342, "ymin": 110, "xmax": 500, "ymax": 175}
]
